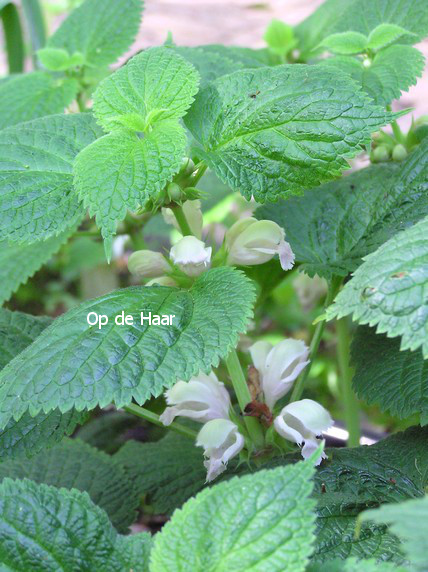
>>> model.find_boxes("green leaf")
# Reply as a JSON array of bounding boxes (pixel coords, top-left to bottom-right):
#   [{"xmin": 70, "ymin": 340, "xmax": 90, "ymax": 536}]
[
  {"xmin": 361, "ymin": 495, "xmax": 428, "ymax": 571},
  {"xmin": 0, "ymin": 478, "xmax": 151, "ymax": 571},
  {"xmin": 0, "ymin": 229, "xmax": 76, "ymax": 305},
  {"xmin": 264, "ymin": 19, "xmax": 296, "ymax": 56},
  {"xmin": 76, "ymin": 411, "xmax": 142, "ymax": 454},
  {"xmin": 320, "ymin": 45, "xmax": 425, "ymax": 106},
  {"xmin": 92, "ymin": 47, "xmax": 199, "ymax": 132},
  {"xmin": 0, "ymin": 438, "xmax": 140, "ymax": 532},
  {"xmin": 320, "ymin": 31, "xmax": 367, "ymax": 55},
  {"xmin": 351, "ymin": 326, "xmax": 428, "ymax": 423},
  {"xmin": 327, "ymin": 215, "xmax": 428, "ymax": 357},
  {"xmin": 308, "ymin": 557, "xmax": 407, "ymax": 571},
  {"xmin": 0, "ymin": 267, "xmax": 255, "ymax": 426},
  {"xmin": 150, "ymin": 459, "xmax": 317, "ymax": 572},
  {"xmin": 367, "ymin": 23, "xmax": 415, "ymax": 51},
  {"xmin": 114, "ymin": 432, "xmax": 206, "ymax": 514},
  {"xmin": 37, "ymin": 46, "xmax": 85, "ymax": 71},
  {"xmin": 117, "ymin": 534, "xmax": 152, "ymax": 572},
  {"xmin": 0, "ymin": 113, "xmax": 102, "ymax": 244},
  {"xmin": 47, "ymin": 0, "xmax": 144, "ymax": 68},
  {"xmin": 194, "ymin": 44, "xmax": 272, "ymax": 67},
  {"xmin": 185, "ymin": 65, "xmax": 397, "ymax": 202},
  {"xmin": 0, "ymin": 72, "xmax": 77, "ymax": 129}
]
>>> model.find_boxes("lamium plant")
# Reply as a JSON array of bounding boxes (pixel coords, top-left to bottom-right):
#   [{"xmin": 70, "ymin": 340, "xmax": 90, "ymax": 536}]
[{"xmin": 0, "ymin": 0, "xmax": 427, "ymax": 570}]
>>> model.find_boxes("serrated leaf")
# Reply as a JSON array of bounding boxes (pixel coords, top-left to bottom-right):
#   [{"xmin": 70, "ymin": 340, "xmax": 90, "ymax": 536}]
[
  {"xmin": 0, "ymin": 113, "xmax": 102, "ymax": 244},
  {"xmin": 0, "ymin": 72, "xmax": 78, "ymax": 129},
  {"xmin": 77, "ymin": 411, "xmax": 142, "ymax": 453},
  {"xmin": 74, "ymin": 122, "xmax": 186, "ymax": 253},
  {"xmin": 351, "ymin": 326, "xmax": 428, "ymax": 424},
  {"xmin": 0, "ymin": 438, "xmax": 139, "ymax": 532},
  {"xmin": 308, "ymin": 557, "xmax": 407, "ymax": 572},
  {"xmin": 37, "ymin": 47, "xmax": 85, "ymax": 71},
  {"xmin": 185, "ymin": 65, "xmax": 397, "ymax": 202},
  {"xmin": 0, "ymin": 478, "xmax": 151, "ymax": 571},
  {"xmin": 47, "ymin": 0, "xmax": 144, "ymax": 68},
  {"xmin": 367, "ymin": 23, "xmax": 415, "ymax": 51},
  {"xmin": 361, "ymin": 495, "xmax": 428, "ymax": 571},
  {"xmin": 0, "ymin": 229, "xmax": 75, "ymax": 305},
  {"xmin": 0, "ymin": 267, "xmax": 255, "ymax": 426},
  {"xmin": 320, "ymin": 45, "xmax": 425, "ymax": 106},
  {"xmin": 320, "ymin": 31, "xmax": 367, "ymax": 55},
  {"xmin": 150, "ymin": 460, "xmax": 317, "ymax": 572},
  {"xmin": 327, "ymin": 216, "xmax": 428, "ymax": 356},
  {"xmin": 114, "ymin": 432, "xmax": 206, "ymax": 514},
  {"xmin": 117, "ymin": 534, "xmax": 152, "ymax": 572},
  {"xmin": 264, "ymin": 19, "xmax": 296, "ymax": 56}
]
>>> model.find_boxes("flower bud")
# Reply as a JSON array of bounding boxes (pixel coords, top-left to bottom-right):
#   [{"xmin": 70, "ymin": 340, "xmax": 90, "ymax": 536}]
[
  {"xmin": 392, "ymin": 144, "xmax": 408, "ymax": 162},
  {"xmin": 225, "ymin": 218, "xmax": 294, "ymax": 270},
  {"xmin": 170, "ymin": 236, "xmax": 211, "ymax": 276},
  {"xmin": 249, "ymin": 338, "xmax": 309, "ymax": 409},
  {"xmin": 145, "ymin": 276, "xmax": 177, "ymax": 287},
  {"xmin": 166, "ymin": 182, "xmax": 183, "ymax": 202},
  {"xmin": 371, "ymin": 145, "xmax": 390, "ymax": 163},
  {"xmin": 162, "ymin": 200, "xmax": 203, "ymax": 239},
  {"xmin": 128, "ymin": 250, "xmax": 170, "ymax": 279},
  {"xmin": 196, "ymin": 418, "xmax": 245, "ymax": 482},
  {"xmin": 159, "ymin": 371, "xmax": 231, "ymax": 426},
  {"xmin": 273, "ymin": 399, "xmax": 332, "ymax": 465}
]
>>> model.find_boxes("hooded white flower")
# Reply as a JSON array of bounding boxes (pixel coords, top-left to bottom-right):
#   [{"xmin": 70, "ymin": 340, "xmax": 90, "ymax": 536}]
[
  {"xmin": 170, "ymin": 236, "xmax": 212, "ymax": 277},
  {"xmin": 274, "ymin": 399, "xmax": 332, "ymax": 465},
  {"xmin": 249, "ymin": 339, "xmax": 309, "ymax": 409},
  {"xmin": 225, "ymin": 218, "xmax": 295, "ymax": 270},
  {"xmin": 159, "ymin": 371, "xmax": 231, "ymax": 426},
  {"xmin": 196, "ymin": 418, "xmax": 245, "ymax": 482},
  {"xmin": 128, "ymin": 250, "xmax": 170, "ymax": 279},
  {"xmin": 162, "ymin": 200, "xmax": 203, "ymax": 239}
]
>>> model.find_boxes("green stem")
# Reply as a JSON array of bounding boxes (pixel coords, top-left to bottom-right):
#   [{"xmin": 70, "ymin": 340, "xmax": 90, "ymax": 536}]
[
  {"xmin": 173, "ymin": 205, "xmax": 192, "ymax": 236},
  {"xmin": 21, "ymin": 0, "xmax": 46, "ymax": 68},
  {"xmin": 189, "ymin": 163, "xmax": 207, "ymax": 187},
  {"xmin": 386, "ymin": 105, "xmax": 405, "ymax": 145},
  {"xmin": 290, "ymin": 277, "xmax": 342, "ymax": 403},
  {"xmin": 124, "ymin": 403, "xmax": 198, "ymax": 440},
  {"xmin": 336, "ymin": 317, "xmax": 360, "ymax": 447},
  {"xmin": 1, "ymin": 3, "xmax": 25, "ymax": 73},
  {"xmin": 225, "ymin": 348, "xmax": 265, "ymax": 449}
]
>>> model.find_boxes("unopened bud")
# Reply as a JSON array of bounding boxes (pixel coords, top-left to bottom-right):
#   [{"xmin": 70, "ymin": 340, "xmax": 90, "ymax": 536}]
[
  {"xmin": 128, "ymin": 250, "xmax": 170, "ymax": 278},
  {"xmin": 371, "ymin": 145, "xmax": 390, "ymax": 163},
  {"xmin": 392, "ymin": 144, "xmax": 408, "ymax": 162}
]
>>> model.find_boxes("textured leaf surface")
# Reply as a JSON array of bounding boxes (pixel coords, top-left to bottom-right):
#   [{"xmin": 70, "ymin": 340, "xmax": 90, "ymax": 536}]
[
  {"xmin": 47, "ymin": 0, "xmax": 144, "ymax": 67},
  {"xmin": 74, "ymin": 123, "xmax": 186, "ymax": 249},
  {"xmin": 0, "ymin": 72, "xmax": 77, "ymax": 129},
  {"xmin": 0, "ymin": 114, "xmax": 102, "ymax": 244},
  {"xmin": 0, "ymin": 230, "xmax": 75, "ymax": 305},
  {"xmin": 0, "ymin": 439, "xmax": 139, "ymax": 532},
  {"xmin": 150, "ymin": 460, "xmax": 317, "ymax": 572},
  {"xmin": 351, "ymin": 326, "xmax": 428, "ymax": 423},
  {"xmin": 0, "ymin": 268, "xmax": 255, "ymax": 425},
  {"xmin": 93, "ymin": 47, "xmax": 199, "ymax": 131},
  {"xmin": 185, "ymin": 64, "xmax": 396, "ymax": 202},
  {"xmin": 361, "ymin": 495, "xmax": 428, "ymax": 571},
  {"xmin": 115, "ymin": 432, "xmax": 206, "ymax": 514},
  {"xmin": 0, "ymin": 478, "xmax": 151, "ymax": 571},
  {"xmin": 320, "ymin": 45, "xmax": 425, "ymax": 106},
  {"xmin": 327, "ymin": 216, "xmax": 428, "ymax": 356},
  {"xmin": 308, "ymin": 557, "xmax": 406, "ymax": 571},
  {"xmin": 76, "ymin": 411, "xmax": 142, "ymax": 454}
]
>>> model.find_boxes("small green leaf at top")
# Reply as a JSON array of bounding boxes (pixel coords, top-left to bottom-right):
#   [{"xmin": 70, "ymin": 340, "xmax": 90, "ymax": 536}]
[
  {"xmin": 366, "ymin": 23, "xmax": 416, "ymax": 52},
  {"xmin": 264, "ymin": 19, "xmax": 297, "ymax": 57},
  {"xmin": 37, "ymin": 47, "xmax": 85, "ymax": 71},
  {"xmin": 320, "ymin": 31, "xmax": 368, "ymax": 55}
]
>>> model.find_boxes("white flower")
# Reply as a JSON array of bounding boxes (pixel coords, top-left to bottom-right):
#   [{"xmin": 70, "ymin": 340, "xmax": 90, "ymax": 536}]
[
  {"xmin": 170, "ymin": 236, "xmax": 212, "ymax": 277},
  {"xmin": 128, "ymin": 250, "xmax": 170, "ymax": 279},
  {"xmin": 249, "ymin": 339, "xmax": 309, "ymax": 409},
  {"xmin": 162, "ymin": 200, "xmax": 203, "ymax": 239},
  {"xmin": 196, "ymin": 418, "xmax": 245, "ymax": 482},
  {"xmin": 225, "ymin": 217, "xmax": 295, "ymax": 270},
  {"xmin": 274, "ymin": 399, "xmax": 332, "ymax": 465},
  {"xmin": 159, "ymin": 371, "xmax": 231, "ymax": 426}
]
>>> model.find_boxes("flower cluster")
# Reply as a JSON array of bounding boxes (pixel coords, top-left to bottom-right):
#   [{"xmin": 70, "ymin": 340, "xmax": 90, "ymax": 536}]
[{"xmin": 160, "ymin": 339, "xmax": 333, "ymax": 482}]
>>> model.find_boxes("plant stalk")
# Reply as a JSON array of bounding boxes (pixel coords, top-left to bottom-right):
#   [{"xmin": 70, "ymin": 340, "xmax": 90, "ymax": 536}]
[
  {"xmin": 173, "ymin": 205, "xmax": 193, "ymax": 236},
  {"xmin": 124, "ymin": 403, "xmax": 197, "ymax": 440},
  {"xmin": 21, "ymin": 0, "xmax": 46, "ymax": 68},
  {"xmin": 1, "ymin": 3, "xmax": 25, "ymax": 73}
]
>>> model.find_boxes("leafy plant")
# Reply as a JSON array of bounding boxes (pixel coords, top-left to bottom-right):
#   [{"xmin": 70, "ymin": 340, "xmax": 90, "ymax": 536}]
[{"xmin": 0, "ymin": 0, "xmax": 427, "ymax": 569}]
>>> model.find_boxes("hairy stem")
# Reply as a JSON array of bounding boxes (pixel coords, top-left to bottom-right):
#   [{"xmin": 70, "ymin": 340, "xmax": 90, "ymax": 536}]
[
  {"xmin": 189, "ymin": 162, "xmax": 207, "ymax": 187},
  {"xmin": 124, "ymin": 403, "xmax": 198, "ymax": 440},
  {"xmin": 1, "ymin": 4, "xmax": 25, "ymax": 73},
  {"xmin": 173, "ymin": 205, "xmax": 192, "ymax": 236},
  {"xmin": 336, "ymin": 317, "xmax": 360, "ymax": 447},
  {"xmin": 225, "ymin": 348, "xmax": 265, "ymax": 449}
]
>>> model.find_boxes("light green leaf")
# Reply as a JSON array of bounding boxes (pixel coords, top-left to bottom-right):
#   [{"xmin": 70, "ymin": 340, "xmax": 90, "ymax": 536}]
[
  {"xmin": 264, "ymin": 19, "xmax": 296, "ymax": 56},
  {"xmin": 308, "ymin": 557, "xmax": 407, "ymax": 571},
  {"xmin": 93, "ymin": 47, "xmax": 199, "ymax": 132},
  {"xmin": 367, "ymin": 23, "xmax": 415, "ymax": 51},
  {"xmin": 74, "ymin": 122, "xmax": 186, "ymax": 254},
  {"xmin": 361, "ymin": 495, "xmax": 428, "ymax": 571},
  {"xmin": 0, "ymin": 267, "xmax": 255, "ymax": 426},
  {"xmin": 0, "ymin": 478, "xmax": 151, "ymax": 571},
  {"xmin": 47, "ymin": 0, "xmax": 144, "ymax": 68},
  {"xmin": 0, "ymin": 72, "xmax": 77, "ymax": 129},
  {"xmin": 0, "ymin": 438, "xmax": 140, "ymax": 532},
  {"xmin": 37, "ymin": 46, "xmax": 85, "ymax": 71},
  {"xmin": 0, "ymin": 229, "xmax": 75, "ymax": 305},
  {"xmin": 0, "ymin": 113, "xmax": 102, "ymax": 244},
  {"xmin": 320, "ymin": 31, "xmax": 367, "ymax": 55},
  {"xmin": 327, "ymin": 216, "xmax": 428, "ymax": 356},
  {"xmin": 351, "ymin": 326, "xmax": 428, "ymax": 424},
  {"xmin": 185, "ymin": 65, "xmax": 397, "ymax": 202},
  {"xmin": 150, "ymin": 460, "xmax": 317, "ymax": 572}
]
